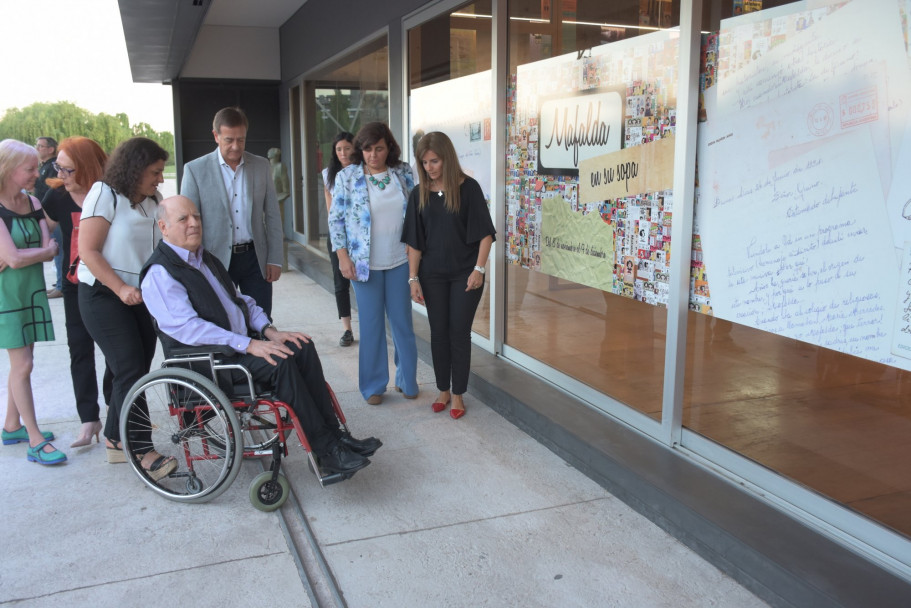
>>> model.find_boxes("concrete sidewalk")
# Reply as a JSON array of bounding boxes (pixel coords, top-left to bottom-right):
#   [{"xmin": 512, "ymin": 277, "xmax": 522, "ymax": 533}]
[{"xmin": 0, "ymin": 261, "xmax": 766, "ymax": 607}]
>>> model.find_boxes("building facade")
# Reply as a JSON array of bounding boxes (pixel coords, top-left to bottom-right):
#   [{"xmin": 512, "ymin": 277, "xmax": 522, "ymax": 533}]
[{"xmin": 120, "ymin": 0, "xmax": 911, "ymax": 602}]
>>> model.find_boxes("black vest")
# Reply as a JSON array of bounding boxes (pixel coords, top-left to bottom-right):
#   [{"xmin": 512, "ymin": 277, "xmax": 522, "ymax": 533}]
[{"xmin": 140, "ymin": 241, "xmax": 252, "ymax": 356}]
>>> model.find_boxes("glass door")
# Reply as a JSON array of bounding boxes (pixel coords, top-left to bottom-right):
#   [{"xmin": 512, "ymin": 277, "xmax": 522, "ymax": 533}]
[
  {"xmin": 303, "ymin": 36, "xmax": 390, "ymax": 249},
  {"xmin": 407, "ymin": 0, "xmax": 494, "ymax": 337}
]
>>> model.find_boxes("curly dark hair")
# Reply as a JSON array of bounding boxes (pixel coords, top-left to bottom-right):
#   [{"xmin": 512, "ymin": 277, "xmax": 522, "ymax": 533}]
[
  {"xmin": 103, "ymin": 137, "xmax": 168, "ymax": 206},
  {"xmin": 351, "ymin": 122, "xmax": 402, "ymax": 168}
]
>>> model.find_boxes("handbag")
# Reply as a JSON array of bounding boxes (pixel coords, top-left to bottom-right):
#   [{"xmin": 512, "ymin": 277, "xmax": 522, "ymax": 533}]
[{"xmin": 66, "ymin": 211, "xmax": 81, "ymax": 284}]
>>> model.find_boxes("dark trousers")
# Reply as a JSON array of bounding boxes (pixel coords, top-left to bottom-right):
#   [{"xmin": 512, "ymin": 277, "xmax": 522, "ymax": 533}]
[
  {"xmin": 78, "ymin": 282, "xmax": 157, "ymax": 444},
  {"xmin": 62, "ymin": 282, "xmax": 112, "ymax": 423},
  {"xmin": 229, "ymin": 247, "xmax": 273, "ymax": 319},
  {"xmin": 421, "ymin": 271, "xmax": 484, "ymax": 395},
  {"xmin": 327, "ymin": 239, "xmax": 351, "ymax": 319},
  {"xmin": 231, "ymin": 340, "xmax": 340, "ymax": 454}
]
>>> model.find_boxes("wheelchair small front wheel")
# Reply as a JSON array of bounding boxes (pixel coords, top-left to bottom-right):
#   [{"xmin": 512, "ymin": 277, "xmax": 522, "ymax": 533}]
[{"xmin": 249, "ymin": 471, "xmax": 290, "ymax": 512}]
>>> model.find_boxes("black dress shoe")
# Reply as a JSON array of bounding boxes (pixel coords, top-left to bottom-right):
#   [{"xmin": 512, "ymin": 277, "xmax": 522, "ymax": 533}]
[
  {"xmin": 317, "ymin": 443, "xmax": 370, "ymax": 474},
  {"xmin": 338, "ymin": 432, "xmax": 382, "ymax": 457}
]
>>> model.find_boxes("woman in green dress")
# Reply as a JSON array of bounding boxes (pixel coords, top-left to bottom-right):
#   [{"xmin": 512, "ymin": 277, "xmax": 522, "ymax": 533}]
[{"xmin": 0, "ymin": 139, "xmax": 65, "ymax": 465}]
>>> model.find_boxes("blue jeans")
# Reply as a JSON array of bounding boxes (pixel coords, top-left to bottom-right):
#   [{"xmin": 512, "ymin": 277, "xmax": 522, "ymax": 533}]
[{"xmin": 350, "ymin": 263, "xmax": 418, "ymax": 400}]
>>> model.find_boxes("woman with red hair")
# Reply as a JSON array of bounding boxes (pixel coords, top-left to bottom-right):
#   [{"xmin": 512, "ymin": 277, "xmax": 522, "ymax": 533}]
[{"xmin": 43, "ymin": 137, "xmax": 110, "ymax": 447}]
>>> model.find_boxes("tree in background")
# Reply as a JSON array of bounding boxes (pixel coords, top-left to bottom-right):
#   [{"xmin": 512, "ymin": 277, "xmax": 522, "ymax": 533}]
[{"xmin": 0, "ymin": 101, "xmax": 174, "ymax": 166}]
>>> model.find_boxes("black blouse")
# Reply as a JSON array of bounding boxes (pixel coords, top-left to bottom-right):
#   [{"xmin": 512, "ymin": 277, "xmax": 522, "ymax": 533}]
[
  {"xmin": 402, "ymin": 176, "xmax": 496, "ymax": 277},
  {"xmin": 42, "ymin": 188, "xmax": 80, "ymax": 272}
]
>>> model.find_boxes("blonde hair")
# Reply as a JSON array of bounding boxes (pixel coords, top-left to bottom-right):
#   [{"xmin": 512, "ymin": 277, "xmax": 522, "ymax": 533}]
[
  {"xmin": 0, "ymin": 139, "xmax": 38, "ymax": 190},
  {"xmin": 414, "ymin": 132, "xmax": 466, "ymax": 213}
]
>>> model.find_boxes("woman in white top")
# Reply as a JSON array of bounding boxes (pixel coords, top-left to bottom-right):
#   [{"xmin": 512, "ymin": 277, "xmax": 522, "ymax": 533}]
[
  {"xmin": 329, "ymin": 122, "xmax": 418, "ymax": 405},
  {"xmin": 78, "ymin": 137, "xmax": 175, "ymax": 477}
]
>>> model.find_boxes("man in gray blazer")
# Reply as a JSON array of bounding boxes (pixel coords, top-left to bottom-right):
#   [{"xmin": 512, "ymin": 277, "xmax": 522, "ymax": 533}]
[{"xmin": 181, "ymin": 107, "xmax": 284, "ymax": 316}]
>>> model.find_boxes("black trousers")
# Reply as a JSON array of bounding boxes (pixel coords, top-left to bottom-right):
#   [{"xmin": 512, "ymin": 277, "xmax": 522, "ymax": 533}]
[
  {"xmin": 420, "ymin": 270, "xmax": 484, "ymax": 395},
  {"xmin": 230, "ymin": 340, "xmax": 341, "ymax": 454},
  {"xmin": 78, "ymin": 281, "xmax": 157, "ymax": 444},
  {"xmin": 229, "ymin": 247, "xmax": 273, "ymax": 319},
  {"xmin": 62, "ymin": 282, "xmax": 112, "ymax": 423},
  {"xmin": 327, "ymin": 238, "xmax": 351, "ymax": 319}
]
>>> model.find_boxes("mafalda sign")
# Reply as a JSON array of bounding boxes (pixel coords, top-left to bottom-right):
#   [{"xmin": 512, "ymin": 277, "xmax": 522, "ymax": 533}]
[{"xmin": 538, "ymin": 91, "xmax": 624, "ymax": 175}]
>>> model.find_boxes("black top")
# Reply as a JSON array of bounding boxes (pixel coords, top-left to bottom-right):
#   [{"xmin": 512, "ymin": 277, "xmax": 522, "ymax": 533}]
[
  {"xmin": 402, "ymin": 176, "xmax": 496, "ymax": 277},
  {"xmin": 33, "ymin": 157, "xmax": 57, "ymax": 201},
  {"xmin": 0, "ymin": 198, "xmax": 42, "ymax": 236},
  {"xmin": 42, "ymin": 187, "xmax": 80, "ymax": 280}
]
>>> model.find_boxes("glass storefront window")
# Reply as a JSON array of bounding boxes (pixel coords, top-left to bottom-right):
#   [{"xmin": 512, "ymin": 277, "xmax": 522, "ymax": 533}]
[
  {"xmin": 505, "ymin": 0, "xmax": 680, "ymax": 416},
  {"xmin": 408, "ymin": 1, "xmax": 494, "ymax": 337},
  {"xmin": 302, "ymin": 37, "xmax": 389, "ymax": 247},
  {"xmin": 686, "ymin": 0, "xmax": 911, "ymax": 538}
]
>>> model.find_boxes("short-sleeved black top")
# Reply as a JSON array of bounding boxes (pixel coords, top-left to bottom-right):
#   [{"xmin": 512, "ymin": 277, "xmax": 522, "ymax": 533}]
[
  {"xmin": 402, "ymin": 176, "xmax": 496, "ymax": 278},
  {"xmin": 42, "ymin": 187, "xmax": 81, "ymax": 279}
]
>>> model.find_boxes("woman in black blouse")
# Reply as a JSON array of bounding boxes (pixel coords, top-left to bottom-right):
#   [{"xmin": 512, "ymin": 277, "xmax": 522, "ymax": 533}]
[
  {"xmin": 403, "ymin": 132, "xmax": 495, "ymax": 419},
  {"xmin": 43, "ymin": 137, "xmax": 111, "ymax": 447}
]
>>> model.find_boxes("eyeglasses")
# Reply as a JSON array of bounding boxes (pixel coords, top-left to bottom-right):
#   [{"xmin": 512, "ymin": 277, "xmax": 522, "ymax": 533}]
[
  {"xmin": 35, "ymin": 144, "xmax": 49, "ymax": 149},
  {"xmin": 52, "ymin": 162, "xmax": 75, "ymax": 176}
]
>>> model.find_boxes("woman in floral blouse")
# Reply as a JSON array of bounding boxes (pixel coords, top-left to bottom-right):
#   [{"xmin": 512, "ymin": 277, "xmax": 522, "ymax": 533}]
[{"xmin": 329, "ymin": 122, "xmax": 418, "ymax": 405}]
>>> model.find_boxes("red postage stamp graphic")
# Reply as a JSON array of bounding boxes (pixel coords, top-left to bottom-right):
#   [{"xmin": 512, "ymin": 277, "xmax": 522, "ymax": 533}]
[{"xmin": 839, "ymin": 86, "xmax": 878, "ymax": 129}]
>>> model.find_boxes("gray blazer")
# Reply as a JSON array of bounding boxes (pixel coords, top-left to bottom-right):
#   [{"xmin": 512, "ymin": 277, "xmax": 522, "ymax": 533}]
[{"xmin": 180, "ymin": 150, "xmax": 283, "ymax": 277}]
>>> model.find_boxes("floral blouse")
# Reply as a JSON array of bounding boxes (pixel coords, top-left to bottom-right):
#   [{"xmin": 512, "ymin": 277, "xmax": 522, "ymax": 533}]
[{"xmin": 329, "ymin": 162, "xmax": 415, "ymax": 281}]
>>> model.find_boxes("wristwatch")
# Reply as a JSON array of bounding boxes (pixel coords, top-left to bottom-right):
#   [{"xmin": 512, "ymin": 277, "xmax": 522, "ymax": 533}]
[
  {"xmin": 261, "ymin": 323, "xmax": 275, "ymax": 335},
  {"xmin": 473, "ymin": 265, "xmax": 486, "ymax": 274},
  {"xmin": 408, "ymin": 276, "xmax": 420, "ymax": 284}
]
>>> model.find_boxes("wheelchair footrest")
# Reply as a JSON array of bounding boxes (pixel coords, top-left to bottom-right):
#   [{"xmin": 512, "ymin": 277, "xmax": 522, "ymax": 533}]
[{"xmin": 318, "ymin": 472, "xmax": 353, "ymax": 486}]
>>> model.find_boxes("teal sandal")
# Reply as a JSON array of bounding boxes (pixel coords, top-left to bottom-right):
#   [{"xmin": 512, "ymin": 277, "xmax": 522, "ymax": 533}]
[
  {"xmin": 26, "ymin": 440, "xmax": 67, "ymax": 466},
  {"xmin": 2, "ymin": 426, "xmax": 54, "ymax": 445}
]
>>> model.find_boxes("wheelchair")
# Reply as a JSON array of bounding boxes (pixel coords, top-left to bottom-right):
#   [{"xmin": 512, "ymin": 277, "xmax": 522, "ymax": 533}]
[{"xmin": 118, "ymin": 346, "xmax": 357, "ymax": 511}]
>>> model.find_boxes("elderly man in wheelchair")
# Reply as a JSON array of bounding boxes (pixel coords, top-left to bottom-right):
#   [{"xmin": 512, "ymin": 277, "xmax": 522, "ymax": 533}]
[{"xmin": 129, "ymin": 195, "xmax": 380, "ymax": 506}]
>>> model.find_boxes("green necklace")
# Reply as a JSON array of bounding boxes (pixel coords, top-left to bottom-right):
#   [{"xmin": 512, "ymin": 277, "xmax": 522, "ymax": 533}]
[{"xmin": 366, "ymin": 166, "xmax": 391, "ymax": 190}]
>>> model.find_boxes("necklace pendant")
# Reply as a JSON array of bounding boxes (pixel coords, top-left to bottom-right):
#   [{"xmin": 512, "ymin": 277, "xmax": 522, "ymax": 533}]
[
  {"xmin": 367, "ymin": 171, "xmax": 392, "ymax": 190},
  {"xmin": 437, "ymin": 191, "xmax": 443, "ymax": 197}
]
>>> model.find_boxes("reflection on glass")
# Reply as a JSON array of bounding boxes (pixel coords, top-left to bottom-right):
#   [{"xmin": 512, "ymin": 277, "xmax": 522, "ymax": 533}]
[
  {"xmin": 504, "ymin": 0, "xmax": 679, "ymax": 415},
  {"xmin": 409, "ymin": 1, "xmax": 493, "ymax": 337},
  {"xmin": 686, "ymin": 0, "xmax": 911, "ymax": 537},
  {"xmin": 306, "ymin": 37, "xmax": 389, "ymax": 248}
]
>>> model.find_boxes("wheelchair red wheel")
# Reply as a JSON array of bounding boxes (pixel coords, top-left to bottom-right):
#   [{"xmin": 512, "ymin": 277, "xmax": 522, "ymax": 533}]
[{"xmin": 121, "ymin": 367, "xmax": 243, "ymax": 504}]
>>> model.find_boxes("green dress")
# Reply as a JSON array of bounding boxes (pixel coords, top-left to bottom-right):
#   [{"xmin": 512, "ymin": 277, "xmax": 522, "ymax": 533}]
[{"xmin": 0, "ymin": 202, "xmax": 54, "ymax": 348}]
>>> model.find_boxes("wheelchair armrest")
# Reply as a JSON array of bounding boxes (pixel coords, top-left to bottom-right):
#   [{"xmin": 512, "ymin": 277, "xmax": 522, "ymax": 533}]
[{"xmin": 165, "ymin": 345, "xmax": 237, "ymax": 359}]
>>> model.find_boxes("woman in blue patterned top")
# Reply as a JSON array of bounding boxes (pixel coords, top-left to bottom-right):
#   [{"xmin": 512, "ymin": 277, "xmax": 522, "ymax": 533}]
[{"xmin": 329, "ymin": 123, "xmax": 419, "ymax": 405}]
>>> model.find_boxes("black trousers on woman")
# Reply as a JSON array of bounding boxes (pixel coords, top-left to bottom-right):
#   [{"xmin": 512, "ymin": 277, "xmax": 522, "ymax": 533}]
[
  {"xmin": 327, "ymin": 238, "xmax": 351, "ymax": 319},
  {"xmin": 78, "ymin": 281, "xmax": 157, "ymax": 445},
  {"xmin": 62, "ymin": 281, "xmax": 112, "ymax": 423},
  {"xmin": 420, "ymin": 270, "xmax": 483, "ymax": 395}
]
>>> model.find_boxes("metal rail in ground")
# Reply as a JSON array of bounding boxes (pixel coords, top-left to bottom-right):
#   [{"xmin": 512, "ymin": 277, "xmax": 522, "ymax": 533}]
[{"xmin": 255, "ymin": 459, "xmax": 347, "ymax": 608}]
